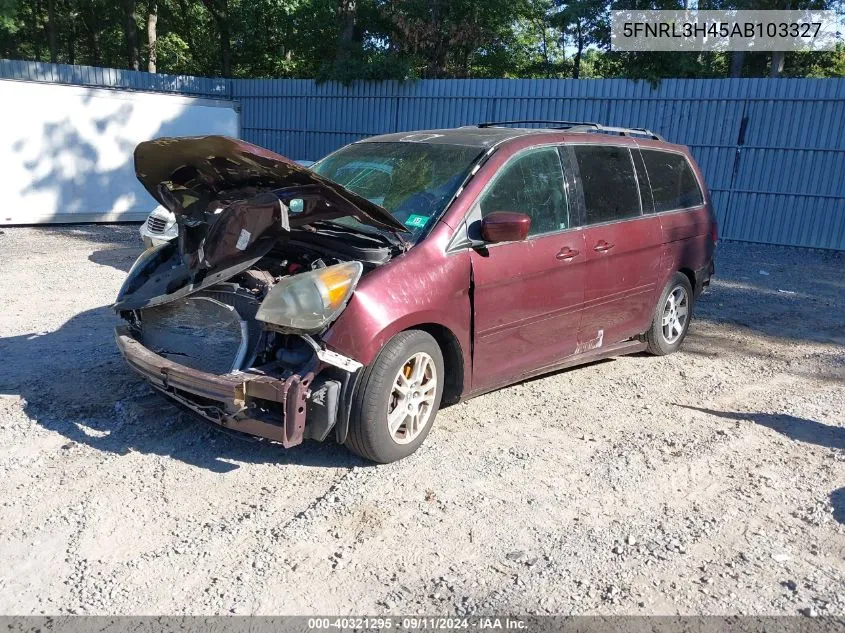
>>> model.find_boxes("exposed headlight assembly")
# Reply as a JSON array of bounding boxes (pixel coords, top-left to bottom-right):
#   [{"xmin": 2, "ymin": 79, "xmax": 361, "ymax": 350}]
[{"xmin": 256, "ymin": 261, "xmax": 363, "ymax": 333}]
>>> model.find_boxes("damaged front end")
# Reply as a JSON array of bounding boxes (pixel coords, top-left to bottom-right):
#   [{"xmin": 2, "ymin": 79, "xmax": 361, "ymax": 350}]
[{"xmin": 114, "ymin": 136, "xmax": 406, "ymax": 446}]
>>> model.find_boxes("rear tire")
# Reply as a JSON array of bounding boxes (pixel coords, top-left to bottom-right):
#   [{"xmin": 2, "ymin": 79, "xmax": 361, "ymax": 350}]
[
  {"xmin": 345, "ymin": 330, "xmax": 444, "ymax": 463},
  {"xmin": 645, "ymin": 272, "xmax": 694, "ymax": 356}
]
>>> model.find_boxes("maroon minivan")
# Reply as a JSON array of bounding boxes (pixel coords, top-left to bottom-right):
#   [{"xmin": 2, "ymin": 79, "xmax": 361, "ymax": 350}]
[{"xmin": 115, "ymin": 123, "xmax": 716, "ymax": 463}]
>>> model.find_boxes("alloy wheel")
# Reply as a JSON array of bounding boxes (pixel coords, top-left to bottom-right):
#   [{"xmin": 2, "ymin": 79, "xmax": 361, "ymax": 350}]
[
  {"xmin": 661, "ymin": 286, "xmax": 689, "ymax": 344},
  {"xmin": 387, "ymin": 352, "xmax": 437, "ymax": 445}
]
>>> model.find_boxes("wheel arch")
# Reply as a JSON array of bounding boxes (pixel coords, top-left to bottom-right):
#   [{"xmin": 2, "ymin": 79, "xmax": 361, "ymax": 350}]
[
  {"xmin": 404, "ymin": 323, "xmax": 465, "ymax": 406},
  {"xmin": 678, "ymin": 267, "xmax": 696, "ymax": 296}
]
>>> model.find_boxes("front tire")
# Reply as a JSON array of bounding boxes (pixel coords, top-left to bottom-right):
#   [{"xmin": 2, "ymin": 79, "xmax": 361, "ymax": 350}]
[
  {"xmin": 345, "ymin": 330, "xmax": 444, "ymax": 463},
  {"xmin": 645, "ymin": 272, "xmax": 694, "ymax": 356}
]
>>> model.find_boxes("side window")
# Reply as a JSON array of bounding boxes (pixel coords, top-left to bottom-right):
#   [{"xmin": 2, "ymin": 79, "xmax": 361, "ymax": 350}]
[
  {"xmin": 479, "ymin": 147, "xmax": 570, "ymax": 236},
  {"xmin": 572, "ymin": 145, "xmax": 641, "ymax": 224},
  {"xmin": 641, "ymin": 149, "xmax": 704, "ymax": 212}
]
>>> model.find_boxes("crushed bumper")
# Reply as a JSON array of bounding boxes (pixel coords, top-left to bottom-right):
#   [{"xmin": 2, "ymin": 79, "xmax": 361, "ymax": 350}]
[{"xmin": 115, "ymin": 326, "xmax": 313, "ymax": 447}]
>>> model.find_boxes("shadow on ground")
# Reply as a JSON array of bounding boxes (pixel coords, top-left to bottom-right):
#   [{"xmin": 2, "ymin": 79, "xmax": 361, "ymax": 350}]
[
  {"xmin": 678, "ymin": 405, "xmax": 845, "ymax": 527},
  {"xmin": 830, "ymin": 488, "xmax": 845, "ymax": 526},
  {"xmin": 690, "ymin": 245, "xmax": 845, "ymax": 351},
  {"xmin": 0, "ymin": 305, "xmax": 364, "ymax": 473},
  {"xmin": 676, "ymin": 405, "xmax": 845, "ymax": 452},
  {"xmin": 89, "ymin": 244, "xmax": 142, "ymax": 272}
]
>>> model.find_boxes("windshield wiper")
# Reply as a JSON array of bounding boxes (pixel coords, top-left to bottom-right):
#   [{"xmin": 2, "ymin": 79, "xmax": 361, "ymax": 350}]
[{"xmin": 308, "ymin": 220, "xmax": 409, "ymax": 251}]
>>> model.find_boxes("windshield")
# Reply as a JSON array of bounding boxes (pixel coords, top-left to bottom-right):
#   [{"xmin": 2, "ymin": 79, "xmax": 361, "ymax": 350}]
[{"xmin": 312, "ymin": 141, "xmax": 484, "ymax": 241}]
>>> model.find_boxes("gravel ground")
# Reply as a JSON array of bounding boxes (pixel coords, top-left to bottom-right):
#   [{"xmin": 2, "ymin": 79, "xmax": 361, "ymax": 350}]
[{"xmin": 0, "ymin": 225, "xmax": 843, "ymax": 616}]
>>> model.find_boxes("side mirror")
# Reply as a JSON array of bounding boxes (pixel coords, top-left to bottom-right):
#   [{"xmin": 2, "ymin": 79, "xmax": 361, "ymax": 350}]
[{"xmin": 481, "ymin": 212, "xmax": 531, "ymax": 244}]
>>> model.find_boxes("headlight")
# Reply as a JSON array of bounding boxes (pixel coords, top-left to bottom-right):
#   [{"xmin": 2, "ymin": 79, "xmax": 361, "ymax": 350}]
[{"xmin": 256, "ymin": 261, "xmax": 363, "ymax": 333}]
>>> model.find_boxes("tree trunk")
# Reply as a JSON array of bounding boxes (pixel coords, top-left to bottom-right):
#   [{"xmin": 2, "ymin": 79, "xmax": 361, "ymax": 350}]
[
  {"xmin": 428, "ymin": 0, "xmax": 445, "ymax": 79},
  {"xmin": 47, "ymin": 0, "xmax": 58, "ymax": 63},
  {"xmin": 147, "ymin": 2, "xmax": 157, "ymax": 72},
  {"xmin": 122, "ymin": 0, "xmax": 140, "ymax": 70},
  {"xmin": 458, "ymin": 48, "xmax": 471, "ymax": 78},
  {"xmin": 729, "ymin": 50, "xmax": 745, "ymax": 78},
  {"xmin": 336, "ymin": 0, "xmax": 356, "ymax": 63},
  {"xmin": 202, "ymin": 0, "xmax": 232, "ymax": 76},
  {"xmin": 32, "ymin": 0, "xmax": 42, "ymax": 61},
  {"xmin": 219, "ymin": 7, "xmax": 231, "ymax": 76},
  {"xmin": 67, "ymin": 17, "xmax": 75, "ymax": 65},
  {"xmin": 573, "ymin": 22, "xmax": 583, "ymax": 79},
  {"xmin": 81, "ymin": 5, "xmax": 101, "ymax": 66},
  {"xmin": 560, "ymin": 30, "xmax": 566, "ymax": 75},
  {"xmin": 770, "ymin": 50, "xmax": 785, "ymax": 78},
  {"xmin": 539, "ymin": 18, "xmax": 550, "ymax": 78}
]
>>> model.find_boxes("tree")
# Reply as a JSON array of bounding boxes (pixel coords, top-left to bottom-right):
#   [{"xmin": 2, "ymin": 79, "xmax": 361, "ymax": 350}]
[
  {"xmin": 122, "ymin": 0, "xmax": 140, "ymax": 70},
  {"xmin": 505, "ymin": 0, "xmax": 569, "ymax": 78},
  {"xmin": 46, "ymin": 0, "xmax": 56, "ymax": 62},
  {"xmin": 729, "ymin": 51, "xmax": 745, "ymax": 78},
  {"xmin": 147, "ymin": 1, "xmax": 157, "ymax": 72},
  {"xmin": 0, "ymin": 0, "xmax": 841, "ymax": 80},
  {"xmin": 336, "ymin": 0, "xmax": 356, "ymax": 64},
  {"xmin": 551, "ymin": 0, "xmax": 608, "ymax": 78},
  {"xmin": 200, "ymin": 0, "xmax": 232, "ymax": 76},
  {"xmin": 385, "ymin": 0, "xmax": 530, "ymax": 78}
]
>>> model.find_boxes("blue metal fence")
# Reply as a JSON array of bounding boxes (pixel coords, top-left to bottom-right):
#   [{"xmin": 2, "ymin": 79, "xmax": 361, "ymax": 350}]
[{"xmin": 2, "ymin": 59, "xmax": 843, "ymax": 250}]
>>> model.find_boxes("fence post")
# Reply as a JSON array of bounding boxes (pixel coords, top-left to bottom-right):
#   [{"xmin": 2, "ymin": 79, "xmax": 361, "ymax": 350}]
[{"xmin": 723, "ymin": 100, "xmax": 749, "ymax": 241}]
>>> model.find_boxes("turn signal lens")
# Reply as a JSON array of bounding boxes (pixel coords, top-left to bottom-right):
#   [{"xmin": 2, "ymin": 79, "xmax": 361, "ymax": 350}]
[
  {"xmin": 256, "ymin": 261, "xmax": 363, "ymax": 333},
  {"xmin": 321, "ymin": 265, "xmax": 358, "ymax": 306}
]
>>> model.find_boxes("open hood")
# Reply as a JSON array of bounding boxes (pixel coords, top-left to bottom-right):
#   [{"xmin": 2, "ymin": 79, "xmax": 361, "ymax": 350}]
[
  {"xmin": 135, "ymin": 135, "xmax": 406, "ymax": 236},
  {"xmin": 115, "ymin": 136, "xmax": 407, "ymax": 311}
]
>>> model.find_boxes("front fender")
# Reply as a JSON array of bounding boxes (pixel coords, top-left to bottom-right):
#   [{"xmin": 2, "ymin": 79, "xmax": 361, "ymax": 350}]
[{"xmin": 321, "ymin": 239, "xmax": 472, "ymax": 385}]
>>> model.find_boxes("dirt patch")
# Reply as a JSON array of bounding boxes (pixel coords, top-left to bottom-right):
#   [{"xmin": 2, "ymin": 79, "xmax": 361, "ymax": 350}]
[{"xmin": 0, "ymin": 226, "xmax": 842, "ymax": 615}]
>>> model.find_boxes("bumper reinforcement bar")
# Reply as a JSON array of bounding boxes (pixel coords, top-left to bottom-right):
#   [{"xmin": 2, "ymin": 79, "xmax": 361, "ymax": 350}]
[{"xmin": 115, "ymin": 326, "xmax": 313, "ymax": 447}]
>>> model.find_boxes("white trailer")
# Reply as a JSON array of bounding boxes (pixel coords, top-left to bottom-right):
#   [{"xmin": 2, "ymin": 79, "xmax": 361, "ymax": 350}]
[{"xmin": 0, "ymin": 80, "xmax": 238, "ymax": 225}]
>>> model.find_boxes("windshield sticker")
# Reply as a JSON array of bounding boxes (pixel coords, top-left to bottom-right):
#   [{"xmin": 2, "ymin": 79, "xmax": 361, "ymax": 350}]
[{"xmin": 404, "ymin": 214, "xmax": 429, "ymax": 229}]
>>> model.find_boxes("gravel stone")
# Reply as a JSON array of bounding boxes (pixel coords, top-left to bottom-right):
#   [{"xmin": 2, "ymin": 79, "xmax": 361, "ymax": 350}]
[{"xmin": 0, "ymin": 228, "xmax": 842, "ymax": 615}]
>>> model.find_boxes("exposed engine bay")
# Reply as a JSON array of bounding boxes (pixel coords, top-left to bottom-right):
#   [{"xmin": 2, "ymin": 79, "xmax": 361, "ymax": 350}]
[
  {"xmin": 123, "ymin": 238, "xmax": 371, "ymax": 377},
  {"xmin": 117, "ymin": 134, "xmax": 405, "ymax": 376},
  {"xmin": 114, "ymin": 135, "xmax": 409, "ymax": 446}
]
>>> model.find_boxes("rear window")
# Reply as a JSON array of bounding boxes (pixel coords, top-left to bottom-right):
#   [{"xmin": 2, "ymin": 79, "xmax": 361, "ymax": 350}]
[
  {"xmin": 641, "ymin": 149, "xmax": 704, "ymax": 212},
  {"xmin": 572, "ymin": 145, "xmax": 641, "ymax": 224}
]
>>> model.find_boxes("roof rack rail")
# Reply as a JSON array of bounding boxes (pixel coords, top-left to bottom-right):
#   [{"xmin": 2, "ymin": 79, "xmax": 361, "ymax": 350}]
[
  {"xmin": 570, "ymin": 124, "xmax": 665, "ymax": 142},
  {"xmin": 477, "ymin": 120, "xmax": 596, "ymax": 129},
  {"xmin": 476, "ymin": 120, "xmax": 665, "ymax": 142}
]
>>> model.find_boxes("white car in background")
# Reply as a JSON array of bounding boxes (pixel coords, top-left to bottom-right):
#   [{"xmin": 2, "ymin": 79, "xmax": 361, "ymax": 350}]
[
  {"xmin": 139, "ymin": 205, "xmax": 178, "ymax": 247},
  {"xmin": 140, "ymin": 159, "xmax": 315, "ymax": 247}
]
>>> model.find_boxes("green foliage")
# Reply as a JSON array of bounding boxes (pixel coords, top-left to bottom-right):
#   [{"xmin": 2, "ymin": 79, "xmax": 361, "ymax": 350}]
[
  {"xmin": 551, "ymin": 0, "xmax": 609, "ymax": 77},
  {"xmin": 0, "ymin": 0, "xmax": 841, "ymax": 79},
  {"xmin": 785, "ymin": 44, "xmax": 845, "ymax": 77}
]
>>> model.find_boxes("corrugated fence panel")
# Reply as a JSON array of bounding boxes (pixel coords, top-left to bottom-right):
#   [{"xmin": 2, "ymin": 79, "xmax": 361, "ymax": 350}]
[
  {"xmin": 2, "ymin": 60, "xmax": 843, "ymax": 249},
  {"xmin": 0, "ymin": 59, "xmax": 231, "ymax": 97},
  {"xmin": 722, "ymin": 83, "xmax": 845, "ymax": 249}
]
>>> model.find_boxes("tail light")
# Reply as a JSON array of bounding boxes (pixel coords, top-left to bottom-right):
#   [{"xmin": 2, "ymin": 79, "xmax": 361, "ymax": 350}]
[{"xmin": 711, "ymin": 220, "xmax": 718, "ymax": 245}]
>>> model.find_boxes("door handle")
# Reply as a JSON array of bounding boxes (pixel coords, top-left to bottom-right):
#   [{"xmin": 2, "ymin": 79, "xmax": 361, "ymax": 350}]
[
  {"xmin": 593, "ymin": 240, "xmax": 615, "ymax": 253},
  {"xmin": 556, "ymin": 247, "xmax": 580, "ymax": 260}
]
